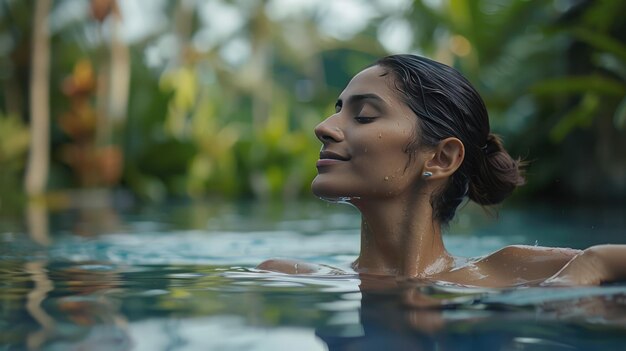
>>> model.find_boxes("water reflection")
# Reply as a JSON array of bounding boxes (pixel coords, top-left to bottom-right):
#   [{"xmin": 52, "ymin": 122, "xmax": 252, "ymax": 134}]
[
  {"xmin": 1, "ymin": 259, "xmax": 626, "ymax": 350},
  {"xmin": 24, "ymin": 260, "xmax": 53, "ymax": 349},
  {"xmin": 1, "ymin": 201, "xmax": 626, "ymax": 350},
  {"xmin": 320, "ymin": 276, "xmax": 626, "ymax": 351},
  {"xmin": 16, "ymin": 261, "xmax": 131, "ymax": 350}
]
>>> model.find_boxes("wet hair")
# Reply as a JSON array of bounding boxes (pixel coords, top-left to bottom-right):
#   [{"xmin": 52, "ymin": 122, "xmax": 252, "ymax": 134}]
[{"xmin": 376, "ymin": 54, "xmax": 525, "ymax": 224}]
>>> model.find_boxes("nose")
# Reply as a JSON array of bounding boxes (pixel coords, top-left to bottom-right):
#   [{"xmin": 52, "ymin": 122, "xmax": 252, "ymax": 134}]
[{"xmin": 314, "ymin": 115, "xmax": 344, "ymax": 144}]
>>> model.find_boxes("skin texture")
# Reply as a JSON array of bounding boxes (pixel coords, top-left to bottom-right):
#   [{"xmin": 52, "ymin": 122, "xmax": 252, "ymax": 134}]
[{"xmin": 256, "ymin": 65, "xmax": 626, "ymax": 287}]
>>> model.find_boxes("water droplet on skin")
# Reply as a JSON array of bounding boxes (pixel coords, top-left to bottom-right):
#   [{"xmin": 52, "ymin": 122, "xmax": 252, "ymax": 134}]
[
  {"xmin": 318, "ymin": 196, "xmax": 359, "ymax": 205},
  {"xmin": 328, "ymin": 196, "xmax": 361, "ymax": 205}
]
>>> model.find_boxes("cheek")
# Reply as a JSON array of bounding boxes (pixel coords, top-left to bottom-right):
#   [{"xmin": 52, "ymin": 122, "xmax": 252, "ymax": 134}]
[
  {"xmin": 356, "ymin": 135, "xmax": 413, "ymax": 174},
  {"xmin": 354, "ymin": 150, "xmax": 418, "ymax": 194}
]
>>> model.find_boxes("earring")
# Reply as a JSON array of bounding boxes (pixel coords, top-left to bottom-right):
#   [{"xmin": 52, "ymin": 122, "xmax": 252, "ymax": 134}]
[{"xmin": 422, "ymin": 171, "xmax": 433, "ymax": 178}]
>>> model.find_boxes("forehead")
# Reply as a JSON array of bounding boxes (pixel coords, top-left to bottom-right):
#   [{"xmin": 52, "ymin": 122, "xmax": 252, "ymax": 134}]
[{"xmin": 340, "ymin": 65, "xmax": 396, "ymax": 101}]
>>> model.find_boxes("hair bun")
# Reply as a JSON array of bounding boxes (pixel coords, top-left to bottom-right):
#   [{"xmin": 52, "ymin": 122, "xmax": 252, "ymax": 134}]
[{"xmin": 468, "ymin": 134, "xmax": 525, "ymax": 205}]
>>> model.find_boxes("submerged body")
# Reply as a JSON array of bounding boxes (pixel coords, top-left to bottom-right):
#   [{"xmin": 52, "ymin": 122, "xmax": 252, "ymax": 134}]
[{"xmin": 258, "ymin": 55, "xmax": 626, "ymax": 287}]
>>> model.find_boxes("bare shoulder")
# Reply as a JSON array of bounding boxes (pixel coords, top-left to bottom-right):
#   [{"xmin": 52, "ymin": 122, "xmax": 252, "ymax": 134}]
[
  {"xmin": 437, "ymin": 245, "xmax": 582, "ymax": 287},
  {"xmin": 256, "ymin": 258, "xmax": 346, "ymax": 275},
  {"xmin": 474, "ymin": 245, "xmax": 582, "ymax": 281},
  {"xmin": 478, "ymin": 245, "xmax": 582, "ymax": 264}
]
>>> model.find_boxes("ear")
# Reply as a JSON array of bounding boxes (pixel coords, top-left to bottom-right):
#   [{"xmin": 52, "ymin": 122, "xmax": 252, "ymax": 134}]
[{"xmin": 423, "ymin": 137, "xmax": 464, "ymax": 179}]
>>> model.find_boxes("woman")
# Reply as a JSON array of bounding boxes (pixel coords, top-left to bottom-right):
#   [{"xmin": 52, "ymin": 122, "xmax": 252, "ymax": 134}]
[{"xmin": 258, "ymin": 54, "xmax": 625, "ymax": 287}]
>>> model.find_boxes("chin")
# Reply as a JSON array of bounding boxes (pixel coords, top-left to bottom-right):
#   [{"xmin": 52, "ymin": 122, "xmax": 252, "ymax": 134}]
[
  {"xmin": 311, "ymin": 176, "xmax": 364, "ymax": 203},
  {"xmin": 311, "ymin": 177, "xmax": 347, "ymax": 200}
]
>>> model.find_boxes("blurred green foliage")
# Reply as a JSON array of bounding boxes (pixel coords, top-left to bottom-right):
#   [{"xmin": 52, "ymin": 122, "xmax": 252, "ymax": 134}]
[
  {"xmin": 0, "ymin": 112, "xmax": 29, "ymax": 209},
  {"xmin": 0, "ymin": 0, "xmax": 625, "ymax": 207}
]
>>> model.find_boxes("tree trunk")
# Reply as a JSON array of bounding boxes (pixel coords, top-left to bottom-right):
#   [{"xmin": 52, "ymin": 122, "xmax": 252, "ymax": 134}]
[
  {"xmin": 25, "ymin": 0, "xmax": 52, "ymax": 197},
  {"xmin": 108, "ymin": 10, "xmax": 130, "ymax": 125}
]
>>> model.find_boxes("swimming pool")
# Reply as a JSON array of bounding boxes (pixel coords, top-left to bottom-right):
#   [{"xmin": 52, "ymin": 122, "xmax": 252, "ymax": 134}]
[{"xmin": 1, "ymin": 200, "xmax": 625, "ymax": 350}]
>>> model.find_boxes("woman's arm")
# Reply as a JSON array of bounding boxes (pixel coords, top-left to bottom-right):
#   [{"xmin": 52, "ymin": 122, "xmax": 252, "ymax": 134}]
[
  {"xmin": 256, "ymin": 258, "xmax": 345, "ymax": 275},
  {"xmin": 542, "ymin": 244, "xmax": 626, "ymax": 286},
  {"xmin": 256, "ymin": 258, "xmax": 322, "ymax": 274}
]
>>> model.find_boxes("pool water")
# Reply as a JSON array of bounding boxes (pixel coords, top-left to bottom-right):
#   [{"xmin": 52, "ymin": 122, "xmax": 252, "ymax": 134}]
[{"xmin": 1, "ymin": 200, "xmax": 625, "ymax": 350}]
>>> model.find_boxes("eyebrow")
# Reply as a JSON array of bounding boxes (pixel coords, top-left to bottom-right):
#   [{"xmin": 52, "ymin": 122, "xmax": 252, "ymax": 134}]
[{"xmin": 335, "ymin": 93, "xmax": 386, "ymax": 109}]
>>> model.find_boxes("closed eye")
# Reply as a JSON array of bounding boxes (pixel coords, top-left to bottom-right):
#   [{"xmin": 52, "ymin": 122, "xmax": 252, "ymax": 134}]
[{"xmin": 354, "ymin": 116, "xmax": 376, "ymax": 124}]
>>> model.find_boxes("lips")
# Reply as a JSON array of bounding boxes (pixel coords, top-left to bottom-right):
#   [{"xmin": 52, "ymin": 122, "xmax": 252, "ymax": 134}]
[
  {"xmin": 319, "ymin": 150, "xmax": 350, "ymax": 161},
  {"xmin": 317, "ymin": 150, "xmax": 350, "ymax": 169}
]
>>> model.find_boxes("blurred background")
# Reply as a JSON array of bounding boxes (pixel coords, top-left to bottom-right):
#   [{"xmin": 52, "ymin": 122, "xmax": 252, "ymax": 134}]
[
  {"xmin": 1, "ymin": 0, "xmax": 625, "ymax": 215},
  {"xmin": 1, "ymin": 3, "xmax": 625, "ymax": 349}
]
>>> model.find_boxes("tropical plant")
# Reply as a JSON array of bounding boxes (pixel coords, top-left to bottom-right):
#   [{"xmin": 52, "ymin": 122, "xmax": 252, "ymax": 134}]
[{"xmin": 1, "ymin": 0, "xmax": 625, "ymax": 207}]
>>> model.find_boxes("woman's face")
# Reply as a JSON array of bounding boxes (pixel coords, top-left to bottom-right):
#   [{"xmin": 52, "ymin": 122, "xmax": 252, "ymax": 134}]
[{"xmin": 312, "ymin": 65, "xmax": 426, "ymax": 201}]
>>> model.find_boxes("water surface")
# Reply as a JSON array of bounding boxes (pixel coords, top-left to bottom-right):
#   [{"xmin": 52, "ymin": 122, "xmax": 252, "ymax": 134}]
[{"xmin": 1, "ymin": 200, "xmax": 625, "ymax": 350}]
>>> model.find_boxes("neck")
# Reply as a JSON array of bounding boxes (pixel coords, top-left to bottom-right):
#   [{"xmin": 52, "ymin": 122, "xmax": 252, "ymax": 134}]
[{"xmin": 351, "ymin": 193, "xmax": 452, "ymax": 278}]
